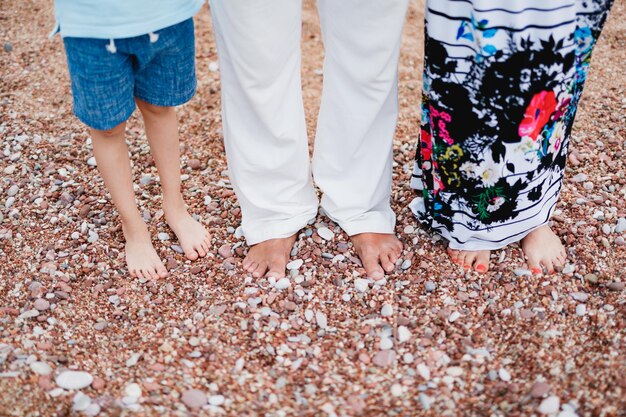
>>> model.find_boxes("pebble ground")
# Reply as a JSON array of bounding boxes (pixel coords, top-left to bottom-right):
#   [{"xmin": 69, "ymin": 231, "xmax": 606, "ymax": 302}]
[{"xmin": 1, "ymin": 1, "xmax": 625, "ymax": 416}]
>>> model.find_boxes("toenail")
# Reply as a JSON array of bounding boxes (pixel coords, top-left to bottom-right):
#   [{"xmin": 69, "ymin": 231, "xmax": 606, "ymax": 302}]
[
  {"xmin": 531, "ymin": 268, "xmax": 542, "ymax": 274},
  {"xmin": 475, "ymin": 264, "xmax": 487, "ymax": 272}
]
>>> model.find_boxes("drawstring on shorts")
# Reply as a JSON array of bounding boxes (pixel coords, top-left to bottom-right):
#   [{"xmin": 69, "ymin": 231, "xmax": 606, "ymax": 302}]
[
  {"xmin": 105, "ymin": 31, "xmax": 158, "ymax": 53},
  {"xmin": 105, "ymin": 38, "xmax": 117, "ymax": 53}
]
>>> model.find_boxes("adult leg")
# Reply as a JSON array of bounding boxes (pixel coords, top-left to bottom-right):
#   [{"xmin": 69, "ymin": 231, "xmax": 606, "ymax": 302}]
[
  {"xmin": 136, "ymin": 99, "xmax": 211, "ymax": 261},
  {"xmin": 210, "ymin": 0, "xmax": 318, "ymax": 277},
  {"xmin": 315, "ymin": 0, "xmax": 409, "ymax": 279}
]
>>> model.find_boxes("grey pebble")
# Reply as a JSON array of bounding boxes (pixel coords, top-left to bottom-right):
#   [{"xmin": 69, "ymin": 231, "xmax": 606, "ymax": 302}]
[{"xmin": 425, "ymin": 281, "xmax": 437, "ymax": 292}]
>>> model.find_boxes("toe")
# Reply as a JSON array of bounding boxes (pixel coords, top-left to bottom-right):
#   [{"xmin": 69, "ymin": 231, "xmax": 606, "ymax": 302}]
[
  {"xmin": 447, "ymin": 248, "xmax": 459, "ymax": 262},
  {"xmin": 129, "ymin": 268, "xmax": 137, "ymax": 278},
  {"xmin": 242, "ymin": 257, "xmax": 255, "ymax": 271},
  {"xmin": 527, "ymin": 258, "xmax": 542, "ymax": 275},
  {"xmin": 146, "ymin": 267, "xmax": 160, "ymax": 280},
  {"xmin": 195, "ymin": 244, "xmax": 207, "ymax": 258},
  {"xmin": 380, "ymin": 254, "xmax": 395, "ymax": 273},
  {"xmin": 474, "ymin": 252, "xmax": 490, "ymax": 273},
  {"xmin": 455, "ymin": 251, "xmax": 467, "ymax": 266},
  {"xmin": 463, "ymin": 252, "xmax": 477, "ymax": 269},
  {"xmin": 363, "ymin": 257, "xmax": 385, "ymax": 280},
  {"xmin": 156, "ymin": 265, "xmax": 169, "ymax": 278},
  {"xmin": 387, "ymin": 249, "xmax": 401, "ymax": 265},
  {"xmin": 185, "ymin": 249, "xmax": 199, "ymax": 261},
  {"xmin": 252, "ymin": 262, "xmax": 268, "ymax": 278},
  {"xmin": 136, "ymin": 269, "xmax": 145, "ymax": 280},
  {"xmin": 542, "ymin": 258, "xmax": 555, "ymax": 274},
  {"xmin": 200, "ymin": 241, "xmax": 210, "ymax": 254}
]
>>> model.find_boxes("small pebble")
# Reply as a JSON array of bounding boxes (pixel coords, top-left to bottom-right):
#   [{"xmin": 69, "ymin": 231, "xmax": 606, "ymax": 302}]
[
  {"xmin": 317, "ymin": 227, "xmax": 334, "ymax": 241},
  {"xmin": 354, "ymin": 278, "xmax": 369, "ymax": 293},
  {"xmin": 55, "ymin": 371, "xmax": 93, "ymax": 390},
  {"xmin": 181, "ymin": 389, "xmax": 208, "ymax": 409},
  {"xmin": 538, "ymin": 396, "xmax": 560, "ymax": 414},
  {"xmin": 209, "ymin": 394, "xmax": 225, "ymax": 406},
  {"xmin": 315, "ymin": 311, "xmax": 328, "ymax": 329},
  {"xmin": 30, "ymin": 361, "xmax": 52, "ymax": 376},
  {"xmin": 286, "ymin": 259, "xmax": 303, "ymax": 270},
  {"xmin": 34, "ymin": 299, "xmax": 50, "ymax": 311},
  {"xmin": 380, "ymin": 303, "xmax": 393, "ymax": 317},
  {"xmin": 274, "ymin": 278, "xmax": 291, "ymax": 290},
  {"xmin": 425, "ymin": 281, "xmax": 437, "ymax": 292}
]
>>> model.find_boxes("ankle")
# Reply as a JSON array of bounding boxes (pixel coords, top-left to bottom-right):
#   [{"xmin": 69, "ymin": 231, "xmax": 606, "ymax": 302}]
[
  {"xmin": 162, "ymin": 196, "xmax": 187, "ymax": 215},
  {"xmin": 120, "ymin": 216, "xmax": 149, "ymax": 237}
]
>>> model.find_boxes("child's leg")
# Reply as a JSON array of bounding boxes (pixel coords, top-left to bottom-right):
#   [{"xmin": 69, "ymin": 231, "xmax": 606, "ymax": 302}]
[
  {"xmin": 136, "ymin": 99, "xmax": 211, "ymax": 261},
  {"xmin": 90, "ymin": 122, "xmax": 169, "ymax": 280}
]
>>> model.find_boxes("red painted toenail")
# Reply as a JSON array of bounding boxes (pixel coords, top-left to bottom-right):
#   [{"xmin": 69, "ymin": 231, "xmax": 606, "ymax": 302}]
[
  {"xmin": 475, "ymin": 264, "xmax": 487, "ymax": 272},
  {"xmin": 463, "ymin": 264, "xmax": 470, "ymax": 269},
  {"xmin": 531, "ymin": 268, "xmax": 542, "ymax": 274}
]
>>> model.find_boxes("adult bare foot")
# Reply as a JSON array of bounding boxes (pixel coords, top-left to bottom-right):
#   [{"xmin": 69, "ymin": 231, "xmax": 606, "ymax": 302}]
[
  {"xmin": 350, "ymin": 233, "xmax": 403, "ymax": 280},
  {"xmin": 447, "ymin": 247, "xmax": 491, "ymax": 273},
  {"xmin": 242, "ymin": 234, "xmax": 297, "ymax": 278},
  {"xmin": 164, "ymin": 201, "xmax": 211, "ymax": 261},
  {"xmin": 123, "ymin": 220, "xmax": 169, "ymax": 280},
  {"xmin": 521, "ymin": 225, "xmax": 566, "ymax": 274}
]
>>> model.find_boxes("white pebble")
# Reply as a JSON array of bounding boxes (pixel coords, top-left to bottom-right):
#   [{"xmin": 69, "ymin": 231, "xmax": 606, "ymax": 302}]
[
  {"xmin": 576, "ymin": 304, "xmax": 586, "ymax": 316},
  {"xmin": 73, "ymin": 392, "xmax": 92, "ymax": 411},
  {"xmin": 446, "ymin": 366, "xmax": 464, "ymax": 377},
  {"xmin": 380, "ymin": 303, "xmax": 393, "ymax": 317},
  {"xmin": 208, "ymin": 61, "xmax": 219, "ymax": 72},
  {"xmin": 538, "ymin": 396, "xmax": 560, "ymax": 414},
  {"xmin": 209, "ymin": 394, "xmax": 225, "ymax": 406},
  {"xmin": 125, "ymin": 383, "xmax": 142, "ymax": 398},
  {"xmin": 499, "ymin": 368, "xmax": 511, "ymax": 382},
  {"xmin": 354, "ymin": 278, "xmax": 369, "ymax": 293},
  {"xmin": 379, "ymin": 337, "xmax": 393, "ymax": 350},
  {"xmin": 55, "ymin": 371, "xmax": 93, "ymax": 390},
  {"xmin": 7, "ymin": 185, "xmax": 19, "ymax": 197},
  {"xmin": 391, "ymin": 383, "xmax": 403, "ymax": 397},
  {"xmin": 274, "ymin": 278, "xmax": 291, "ymax": 290},
  {"xmin": 157, "ymin": 232, "xmax": 170, "ymax": 241},
  {"xmin": 317, "ymin": 227, "xmax": 334, "ymax": 241},
  {"xmin": 30, "ymin": 361, "xmax": 52, "ymax": 376},
  {"xmin": 315, "ymin": 311, "xmax": 328, "ymax": 329},
  {"xmin": 87, "ymin": 157, "xmax": 97, "ymax": 167},
  {"xmin": 449, "ymin": 311, "xmax": 461, "ymax": 323},
  {"xmin": 417, "ymin": 363, "xmax": 431, "ymax": 380},
  {"xmin": 397, "ymin": 326, "xmax": 411, "ymax": 343},
  {"xmin": 286, "ymin": 259, "xmax": 303, "ymax": 270}
]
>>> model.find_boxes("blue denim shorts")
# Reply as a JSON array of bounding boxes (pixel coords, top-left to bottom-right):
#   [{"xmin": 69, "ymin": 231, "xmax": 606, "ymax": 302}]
[{"xmin": 63, "ymin": 18, "xmax": 196, "ymax": 131}]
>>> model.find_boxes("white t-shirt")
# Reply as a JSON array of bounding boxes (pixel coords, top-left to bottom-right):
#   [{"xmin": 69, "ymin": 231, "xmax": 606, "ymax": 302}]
[{"xmin": 53, "ymin": 0, "xmax": 204, "ymax": 39}]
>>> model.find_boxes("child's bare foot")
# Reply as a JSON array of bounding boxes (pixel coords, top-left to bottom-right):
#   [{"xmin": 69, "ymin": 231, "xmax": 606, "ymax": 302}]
[
  {"xmin": 243, "ymin": 234, "xmax": 297, "ymax": 278},
  {"xmin": 447, "ymin": 247, "xmax": 491, "ymax": 273},
  {"xmin": 521, "ymin": 225, "xmax": 566, "ymax": 274},
  {"xmin": 163, "ymin": 201, "xmax": 211, "ymax": 261},
  {"xmin": 123, "ymin": 220, "xmax": 169, "ymax": 280},
  {"xmin": 350, "ymin": 233, "xmax": 403, "ymax": 280}
]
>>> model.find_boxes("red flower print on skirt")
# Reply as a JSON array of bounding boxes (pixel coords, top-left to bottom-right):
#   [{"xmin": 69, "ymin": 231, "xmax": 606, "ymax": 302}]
[{"xmin": 518, "ymin": 90, "xmax": 557, "ymax": 140}]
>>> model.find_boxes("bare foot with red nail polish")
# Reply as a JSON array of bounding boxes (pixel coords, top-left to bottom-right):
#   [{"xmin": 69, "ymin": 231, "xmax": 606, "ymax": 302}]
[
  {"xmin": 521, "ymin": 225, "xmax": 566, "ymax": 274},
  {"xmin": 447, "ymin": 247, "xmax": 491, "ymax": 273}
]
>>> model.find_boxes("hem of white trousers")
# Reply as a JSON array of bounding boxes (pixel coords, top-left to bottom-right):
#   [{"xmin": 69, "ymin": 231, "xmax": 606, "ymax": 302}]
[
  {"xmin": 243, "ymin": 210, "xmax": 318, "ymax": 246},
  {"xmin": 327, "ymin": 210, "xmax": 397, "ymax": 237}
]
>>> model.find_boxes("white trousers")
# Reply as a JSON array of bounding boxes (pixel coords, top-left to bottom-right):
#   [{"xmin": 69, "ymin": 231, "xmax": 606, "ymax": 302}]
[{"xmin": 210, "ymin": 0, "xmax": 409, "ymax": 245}]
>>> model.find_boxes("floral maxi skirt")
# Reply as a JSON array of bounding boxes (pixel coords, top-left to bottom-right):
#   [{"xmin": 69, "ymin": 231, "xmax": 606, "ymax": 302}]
[{"xmin": 410, "ymin": 0, "xmax": 614, "ymax": 250}]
